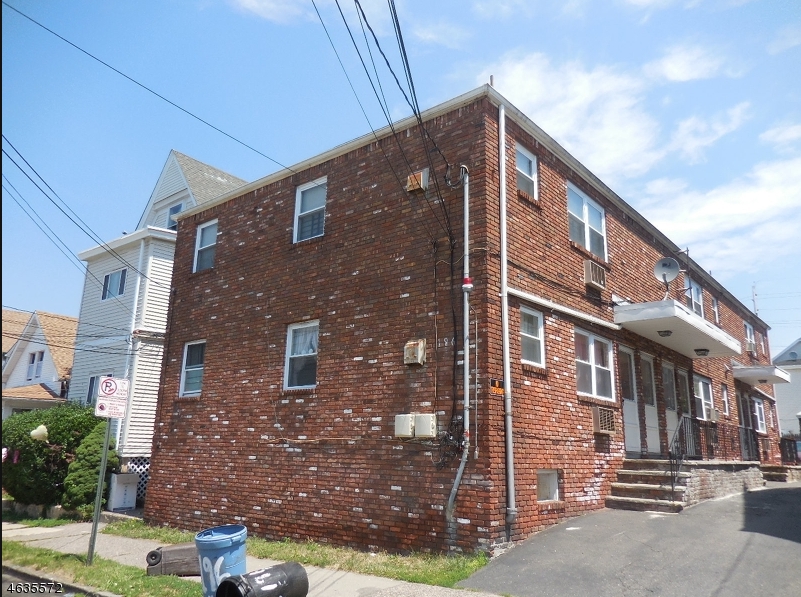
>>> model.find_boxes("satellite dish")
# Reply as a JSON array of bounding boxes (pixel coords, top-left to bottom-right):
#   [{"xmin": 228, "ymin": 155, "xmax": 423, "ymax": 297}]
[{"xmin": 654, "ymin": 257, "xmax": 680, "ymax": 283}]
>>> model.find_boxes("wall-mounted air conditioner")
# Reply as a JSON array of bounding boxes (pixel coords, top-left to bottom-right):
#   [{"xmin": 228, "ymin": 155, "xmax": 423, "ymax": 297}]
[
  {"xmin": 592, "ymin": 406, "xmax": 615, "ymax": 435},
  {"xmin": 584, "ymin": 260, "xmax": 607, "ymax": 290},
  {"xmin": 395, "ymin": 414, "xmax": 415, "ymax": 438},
  {"xmin": 709, "ymin": 409, "xmax": 720, "ymax": 423},
  {"xmin": 745, "ymin": 341, "xmax": 757, "ymax": 355}
]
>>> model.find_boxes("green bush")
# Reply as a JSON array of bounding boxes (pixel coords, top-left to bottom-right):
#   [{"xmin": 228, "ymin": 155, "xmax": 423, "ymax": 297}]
[
  {"xmin": 61, "ymin": 421, "xmax": 119, "ymax": 512},
  {"xmin": 2, "ymin": 404, "xmax": 101, "ymax": 505}
]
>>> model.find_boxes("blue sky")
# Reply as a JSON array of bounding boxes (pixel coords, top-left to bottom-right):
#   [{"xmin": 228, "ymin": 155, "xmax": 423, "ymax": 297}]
[{"xmin": 2, "ymin": 0, "xmax": 800, "ymax": 356}]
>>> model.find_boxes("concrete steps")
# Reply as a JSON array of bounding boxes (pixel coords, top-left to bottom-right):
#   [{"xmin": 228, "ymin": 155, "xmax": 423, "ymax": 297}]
[{"xmin": 606, "ymin": 459, "xmax": 688, "ymax": 513}]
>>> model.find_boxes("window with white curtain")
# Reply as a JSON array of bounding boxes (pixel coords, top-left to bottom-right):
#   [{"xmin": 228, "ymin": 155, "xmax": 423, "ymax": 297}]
[
  {"xmin": 285, "ymin": 321, "xmax": 319, "ymax": 389},
  {"xmin": 294, "ymin": 178, "xmax": 327, "ymax": 243}
]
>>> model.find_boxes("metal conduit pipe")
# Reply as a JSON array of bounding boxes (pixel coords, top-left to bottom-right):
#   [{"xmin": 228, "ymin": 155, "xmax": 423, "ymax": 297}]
[{"xmin": 499, "ymin": 104, "xmax": 518, "ymax": 527}]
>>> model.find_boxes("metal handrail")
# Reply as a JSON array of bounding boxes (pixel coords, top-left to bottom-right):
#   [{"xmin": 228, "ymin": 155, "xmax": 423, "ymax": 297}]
[{"xmin": 668, "ymin": 414, "xmax": 690, "ymax": 502}]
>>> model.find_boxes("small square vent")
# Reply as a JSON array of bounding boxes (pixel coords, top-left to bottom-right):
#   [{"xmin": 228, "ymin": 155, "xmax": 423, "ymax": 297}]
[
  {"xmin": 592, "ymin": 406, "xmax": 615, "ymax": 435},
  {"xmin": 404, "ymin": 339, "xmax": 426, "ymax": 365},
  {"xmin": 584, "ymin": 260, "xmax": 607, "ymax": 290}
]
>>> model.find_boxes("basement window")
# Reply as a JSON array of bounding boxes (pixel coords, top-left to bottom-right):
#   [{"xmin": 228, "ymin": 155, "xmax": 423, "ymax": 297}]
[
  {"xmin": 294, "ymin": 177, "xmax": 327, "ymax": 243},
  {"xmin": 537, "ymin": 469, "xmax": 559, "ymax": 501}
]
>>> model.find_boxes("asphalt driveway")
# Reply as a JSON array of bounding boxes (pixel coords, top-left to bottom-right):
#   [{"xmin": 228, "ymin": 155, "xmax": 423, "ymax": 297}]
[{"xmin": 458, "ymin": 481, "xmax": 801, "ymax": 597}]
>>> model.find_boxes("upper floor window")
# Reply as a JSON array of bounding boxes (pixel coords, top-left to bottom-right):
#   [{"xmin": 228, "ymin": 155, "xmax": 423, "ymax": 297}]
[
  {"xmin": 294, "ymin": 177, "xmax": 327, "ymax": 243},
  {"xmin": 744, "ymin": 322, "xmax": 756, "ymax": 353},
  {"xmin": 712, "ymin": 297, "xmax": 720, "ymax": 324},
  {"xmin": 574, "ymin": 329, "xmax": 613, "ymax": 400},
  {"xmin": 520, "ymin": 306, "xmax": 544, "ymax": 367},
  {"xmin": 180, "ymin": 341, "xmax": 206, "ymax": 396},
  {"xmin": 721, "ymin": 383, "xmax": 730, "ymax": 416},
  {"xmin": 515, "ymin": 143, "xmax": 538, "ymax": 200},
  {"xmin": 686, "ymin": 278, "xmax": 704, "ymax": 317},
  {"xmin": 167, "ymin": 203, "xmax": 183, "ymax": 231},
  {"xmin": 567, "ymin": 183, "xmax": 606, "ymax": 260},
  {"xmin": 102, "ymin": 269, "xmax": 127, "ymax": 300},
  {"xmin": 194, "ymin": 220, "xmax": 218, "ymax": 272},
  {"xmin": 26, "ymin": 351, "xmax": 44, "ymax": 380},
  {"xmin": 285, "ymin": 321, "xmax": 319, "ymax": 389},
  {"xmin": 693, "ymin": 375, "xmax": 714, "ymax": 420}
]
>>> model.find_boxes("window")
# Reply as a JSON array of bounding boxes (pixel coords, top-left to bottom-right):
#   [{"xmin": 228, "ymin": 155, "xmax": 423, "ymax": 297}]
[
  {"xmin": 574, "ymin": 329, "xmax": 613, "ymax": 400},
  {"xmin": 86, "ymin": 373, "xmax": 112, "ymax": 406},
  {"xmin": 641, "ymin": 355, "xmax": 656, "ymax": 407},
  {"xmin": 618, "ymin": 347, "xmax": 636, "ymax": 402},
  {"xmin": 515, "ymin": 143, "xmax": 538, "ymax": 199},
  {"xmin": 294, "ymin": 177, "xmax": 327, "ymax": 243},
  {"xmin": 194, "ymin": 220, "xmax": 218, "ymax": 272},
  {"xmin": 722, "ymin": 384, "xmax": 729, "ymax": 416},
  {"xmin": 520, "ymin": 306, "xmax": 544, "ymax": 367},
  {"xmin": 686, "ymin": 278, "xmax": 704, "ymax": 317},
  {"xmin": 693, "ymin": 375, "xmax": 714, "ymax": 420},
  {"xmin": 677, "ymin": 369, "xmax": 690, "ymax": 414},
  {"xmin": 167, "ymin": 203, "xmax": 183, "ymax": 231},
  {"xmin": 662, "ymin": 363, "xmax": 677, "ymax": 411},
  {"xmin": 180, "ymin": 341, "xmax": 206, "ymax": 396},
  {"xmin": 537, "ymin": 469, "xmax": 559, "ymax": 501},
  {"xmin": 567, "ymin": 183, "xmax": 606, "ymax": 260},
  {"xmin": 26, "ymin": 351, "xmax": 44, "ymax": 380},
  {"xmin": 102, "ymin": 269, "xmax": 127, "ymax": 300},
  {"xmin": 285, "ymin": 321, "xmax": 319, "ymax": 389},
  {"xmin": 712, "ymin": 297, "xmax": 720, "ymax": 324},
  {"xmin": 753, "ymin": 397, "xmax": 766, "ymax": 433}
]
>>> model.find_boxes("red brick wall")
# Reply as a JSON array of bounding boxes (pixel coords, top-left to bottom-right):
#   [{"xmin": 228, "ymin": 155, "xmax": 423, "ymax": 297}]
[{"xmin": 145, "ymin": 94, "xmax": 780, "ymax": 555}]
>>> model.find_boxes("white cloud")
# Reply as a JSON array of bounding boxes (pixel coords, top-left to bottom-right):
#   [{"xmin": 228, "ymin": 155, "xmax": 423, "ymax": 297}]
[
  {"xmin": 471, "ymin": 0, "xmax": 533, "ymax": 19},
  {"xmin": 231, "ymin": 0, "xmax": 311, "ymax": 23},
  {"xmin": 668, "ymin": 102, "xmax": 750, "ymax": 163},
  {"xmin": 760, "ymin": 123, "xmax": 801, "ymax": 153},
  {"xmin": 639, "ymin": 156, "xmax": 801, "ymax": 276},
  {"xmin": 412, "ymin": 21, "xmax": 470, "ymax": 49},
  {"xmin": 478, "ymin": 52, "xmax": 663, "ymax": 183},
  {"xmin": 767, "ymin": 24, "xmax": 801, "ymax": 55},
  {"xmin": 643, "ymin": 44, "xmax": 728, "ymax": 82},
  {"xmin": 230, "ymin": 0, "xmax": 390, "ymax": 29}
]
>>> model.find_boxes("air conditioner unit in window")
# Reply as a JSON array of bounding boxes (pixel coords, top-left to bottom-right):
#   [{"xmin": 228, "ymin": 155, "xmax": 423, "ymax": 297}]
[
  {"xmin": 745, "ymin": 341, "xmax": 757, "ymax": 354},
  {"xmin": 592, "ymin": 406, "xmax": 615, "ymax": 435},
  {"xmin": 584, "ymin": 260, "xmax": 607, "ymax": 290},
  {"xmin": 709, "ymin": 409, "xmax": 720, "ymax": 423}
]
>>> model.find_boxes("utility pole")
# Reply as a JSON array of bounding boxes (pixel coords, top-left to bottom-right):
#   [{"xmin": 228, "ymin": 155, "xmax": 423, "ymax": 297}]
[{"xmin": 752, "ymin": 283, "xmax": 759, "ymax": 316}]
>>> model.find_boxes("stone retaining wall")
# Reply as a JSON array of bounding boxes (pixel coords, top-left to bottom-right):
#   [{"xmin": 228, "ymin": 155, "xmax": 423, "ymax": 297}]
[{"xmin": 683, "ymin": 461, "xmax": 764, "ymax": 504}]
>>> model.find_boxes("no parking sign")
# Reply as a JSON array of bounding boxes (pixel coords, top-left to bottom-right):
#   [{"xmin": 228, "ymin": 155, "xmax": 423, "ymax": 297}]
[{"xmin": 94, "ymin": 377, "xmax": 129, "ymax": 419}]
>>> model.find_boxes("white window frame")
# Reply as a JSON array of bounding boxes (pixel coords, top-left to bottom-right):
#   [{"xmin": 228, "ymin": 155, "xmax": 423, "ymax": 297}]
[
  {"xmin": 712, "ymin": 297, "xmax": 720, "ymax": 325},
  {"xmin": 86, "ymin": 372, "xmax": 113, "ymax": 406},
  {"xmin": 515, "ymin": 143, "xmax": 538, "ymax": 200},
  {"xmin": 744, "ymin": 322, "xmax": 755, "ymax": 345},
  {"xmin": 641, "ymin": 354, "xmax": 657, "ymax": 407},
  {"xmin": 662, "ymin": 362, "xmax": 677, "ymax": 411},
  {"xmin": 721, "ymin": 383, "xmax": 730, "ymax": 416},
  {"xmin": 693, "ymin": 375, "xmax": 714, "ymax": 421},
  {"xmin": 752, "ymin": 397, "xmax": 766, "ymax": 433},
  {"xmin": 167, "ymin": 203, "xmax": 183, "ymax": 231},
  {"xmin": 567, "ymin": 183, "xmax": 607, "ymax": 260},
  {"xmin": 677, "ymin": 369, "xmax": 690, "ymax": 414},
  {"xmin": 193, "ymin": 219, "xmax": 218, "ymax": 273},
  {"xmin": 26, "ymin": 351, "xmax": 44, "ymax": 380},
  {"xmin": 284, "ymin": 320, "xmax": 320, "ymax": 390},
  {"xmin": 574, "ymin": 329, "xmax": 614, "ymax": 401},
  {"xmin": 180, "ymin": 340, "xmax": 206, "ymax": 396},
  {"xmin": 520, "ymin": 306, "xmax": 545, "ymax": 368},
  {"xmin": 294, "ymin": 177, "xmax": 327, "ymax": 243},
  {"xmin": 686, "ymin": 278, "xmax": 704, "ymax": 317},
  {"xmin": 537, "ymin": 469, "xmax": 559, "ymax": 502},
  {"xmin": 102, "ymin": 268, "xmax": 127, "ymax": 300}
]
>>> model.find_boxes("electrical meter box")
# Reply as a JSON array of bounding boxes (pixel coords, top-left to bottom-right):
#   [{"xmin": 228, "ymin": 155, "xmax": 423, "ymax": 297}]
[
  {"xmin": 394, "ymin": 414, "xmax": 415, "ymax": 438},
  {"xmin": 107, "ymin": 472, "xmax": 138, "ymax": 511},
  {"xmin": 404, "ymin": 339, "xmax": 426, "ymax": 365},
  {"xmin": 414, "ymin": 414, "xmax": 437, "ymax": 438}
]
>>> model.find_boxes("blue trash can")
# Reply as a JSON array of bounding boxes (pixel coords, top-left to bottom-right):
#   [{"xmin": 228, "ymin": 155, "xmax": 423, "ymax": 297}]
[{"xmin": 195, "ymin": 524, "xmax": 248, "ymax": 597}]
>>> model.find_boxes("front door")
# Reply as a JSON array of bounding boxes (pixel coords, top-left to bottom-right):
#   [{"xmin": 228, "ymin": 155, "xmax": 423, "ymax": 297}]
[
  {"xmin": 641, "ymin": 355, "xmax": 660, "ymax": 454},
  {"xmin": 663, "ymin": 363, "xmax": 679, "ymax": 450},
  {"xmin": 619, "ymin": 347, "xmax": 641, "ymax": 454}
]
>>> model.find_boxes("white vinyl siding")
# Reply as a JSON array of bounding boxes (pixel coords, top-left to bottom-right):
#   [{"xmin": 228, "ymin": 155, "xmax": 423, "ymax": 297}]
[
  {"xmin": 117, "ymin": 340, "xmax": 164, "ymax": 457},
  {"xmin": 294, "ymin": 178, "xmax": 327, "ymax": 243}
]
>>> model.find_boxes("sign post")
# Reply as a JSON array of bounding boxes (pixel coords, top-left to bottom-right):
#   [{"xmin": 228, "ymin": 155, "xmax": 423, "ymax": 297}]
[{"xmin": 87, "ymin": 377, "xmax": 128, "ymax": 565}]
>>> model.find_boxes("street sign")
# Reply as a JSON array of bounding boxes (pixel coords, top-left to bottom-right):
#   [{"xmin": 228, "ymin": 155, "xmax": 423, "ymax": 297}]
[
  {"xmin": 95, "ymin": 377, "xmax": 129, "ymax": 419},
  {"xmin": 490, "ymin": 378, "xmax": 505, "ymax": 395}
]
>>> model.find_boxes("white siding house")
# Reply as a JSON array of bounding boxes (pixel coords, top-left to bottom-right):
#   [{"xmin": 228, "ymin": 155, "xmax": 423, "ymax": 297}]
[
  {"xmin": 2, "ymin": 310, "xmax": 77, "ymax": 419},
  {"xmin": 774, "ymin": 338, "xmax": 801, "ymax": 435},
  {"xmin": 67, "ymin": 150, "xmax": 246, "ymax": 500}
]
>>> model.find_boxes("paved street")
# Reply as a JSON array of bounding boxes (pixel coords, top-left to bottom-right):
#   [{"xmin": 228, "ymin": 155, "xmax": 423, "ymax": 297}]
[{"xmin": 459, "ymin": 481, "xmax": 801, "ymax": 597}]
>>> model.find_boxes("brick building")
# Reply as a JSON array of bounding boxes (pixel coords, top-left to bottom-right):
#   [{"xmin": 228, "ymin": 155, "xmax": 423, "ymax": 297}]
[{"xmin": 145, "ymin": 86, "xmax": 787, "ymax": 553}]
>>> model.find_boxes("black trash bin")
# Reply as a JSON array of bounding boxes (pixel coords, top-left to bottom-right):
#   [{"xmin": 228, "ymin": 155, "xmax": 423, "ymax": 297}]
[{"xmin": 215, "ymin": 562, "xmax": 308, "ymax": 597}]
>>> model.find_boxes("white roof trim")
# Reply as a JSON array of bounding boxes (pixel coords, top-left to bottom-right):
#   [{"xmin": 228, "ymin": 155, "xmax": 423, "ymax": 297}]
[{"xmin": 78, "ymin": 226, "xmax": 176, "ymax": 260}]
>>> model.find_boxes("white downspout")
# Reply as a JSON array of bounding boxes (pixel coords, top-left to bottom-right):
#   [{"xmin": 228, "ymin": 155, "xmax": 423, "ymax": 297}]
[
  {"xmin": 446, "ymin": 166, "xmax": 472, "ymax": 526},
  {"xmin": 499, "ymin": 104, "xmax": 518, "ymax": 527},
  {"xmin": 118, "ymin": 238, "xmax": 146, "ymax": 453}
]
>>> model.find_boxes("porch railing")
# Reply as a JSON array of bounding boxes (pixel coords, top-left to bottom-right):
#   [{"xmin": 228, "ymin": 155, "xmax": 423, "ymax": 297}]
[{"xmin": 779, "ymin": 437, "xmax": 800, "ymax": 464}]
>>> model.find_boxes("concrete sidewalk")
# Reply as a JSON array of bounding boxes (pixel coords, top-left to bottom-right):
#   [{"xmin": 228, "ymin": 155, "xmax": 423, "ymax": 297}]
[{"xmin": 2, "ymin": 520, "xmax": 501, "ymax": 597}]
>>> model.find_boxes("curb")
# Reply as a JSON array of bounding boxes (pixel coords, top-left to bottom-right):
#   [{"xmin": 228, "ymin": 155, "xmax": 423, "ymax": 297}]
[{"xmin": 2, "ymin": 563, "xmax": 121, "ymax": 597}]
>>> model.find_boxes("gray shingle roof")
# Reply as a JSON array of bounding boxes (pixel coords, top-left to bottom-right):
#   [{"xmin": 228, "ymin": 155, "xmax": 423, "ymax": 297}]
[{"xmin": 172, "ymin": 151, "xmax": 247, "ymax": 206}]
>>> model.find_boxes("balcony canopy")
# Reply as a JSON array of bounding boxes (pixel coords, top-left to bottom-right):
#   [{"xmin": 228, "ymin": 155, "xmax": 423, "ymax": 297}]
[
  {"xmin": 732, "ymin": 365, "xmax": 790, "ymax": 386},
  {"xmin": 614, "ymin": 300, "xmax": 741, "ymax": 360}
]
